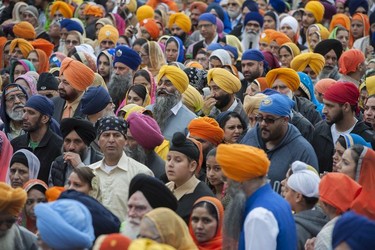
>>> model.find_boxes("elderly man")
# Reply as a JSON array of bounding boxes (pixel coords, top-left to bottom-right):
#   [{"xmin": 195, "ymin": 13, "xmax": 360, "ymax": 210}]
[
  {"xmin": 121, "ymin": 174, "xmax": 177, "ymax": 239},
  {"xmin": 290, "ymin": 52, "xmax": 325, "ymax": 84},
  {"xmin": 148, "ymin": 65, "xmax": 196, "ymax": 141},
  {"xmin": 338, "ymin": 49, "xmax": 366, "ymax": 87},
  {"xmin": 49, "ymin": 118, "xmax": 103, "ymax": 186},
  {"xmin": 126, "ymin": 112, "xmax": 165, "ymax": 178},
  {"xmin": 0, "ymin": 84, "xmax": 28, "ymax": 140},
  {"xmin": 314, "ymin": 39, "xmax": 343, "ymax": 81},
  {"xmin": 241, "ymin": 12, "xmax": 264, "ymax": 50},
  {"xmin": 204, "ymin": 68, "xmax": 249, "ymax": 125},
  {"xmin": 11, "ymin": 95, "xmax": 63, "ymax": 184},
  {"xmin": 241, "ymin": 93, "xmax": 318, "ymax": 193},
  {"xmin": 89, "ymin": 116, "xmax": 153, "ymax": 221},
  {"xmin": 216, "ymin": 144, "xmax": 296, "ymax": 249},
  {"xmin": 53, "ymin": 58, "xmax": 95, "ymax": 122},
  {"xmin": 168, "ymin": 12, "xmax": 192, "ymax": 46},
  {"xmin": 0, "ymin": 183, "xmax": 37, "ymax": 249}
]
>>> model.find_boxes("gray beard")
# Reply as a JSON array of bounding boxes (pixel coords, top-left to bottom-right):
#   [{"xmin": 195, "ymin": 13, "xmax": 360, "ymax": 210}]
[
  {"xmin": 6, "ymin": 104, "xmax": 24, "ymax": 121},
  {"xmin": 0, "ymin": 224, "xmax": 17, "ymax": 249},
  {"xmin": 107, "ymin": 72, "xmax": 132, "ymax": 108},
  {"xmin": 241, "ymin": 31, "xmax": 260, "ymax": 50},
  {"xmin": 124, "ymin": 144, "xmax": 147, "ymax": 165},
  {"xmin": 153, "ymin": 92, "xmax": 181, "ymax": 132},
  {"xmin": 121, "ymin": 217, "xmax": 141, "ymax": 239},
  {"xmin": 228, "ymin": 9, "xmax": 240, "ymax": 19}
]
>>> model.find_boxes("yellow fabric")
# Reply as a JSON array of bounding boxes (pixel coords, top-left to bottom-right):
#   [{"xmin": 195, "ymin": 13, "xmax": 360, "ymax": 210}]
[
  {"xmin": 207, "ymin": 68, "xmax": 241, "ymax": 94},
  {"xmin": 96, "ymin": 18, "xmax": 114, "ymax": 27},
  {"xmin": 136, "ymin": 5, "xmax": 154, "ymax": 22},
  {"xmin": 168, "ymin": 13, "xmax": 191, "ymax": 34},
  {"xmin": 60, "ymin": 58, "xmax": 95, "ymax": 91},
  {"xmin": 225, "ymin": 35, "xmax": 243, "ymax": 59},
  {"xmin": 188, "ymin": 117, "xmax": 224, "ymax": 146},
  {"xmin": 144, "ymin": 208, "xmax": 198, "ymax": 250},
  {"xmin": 305, "ymin": 1, "xmax": 325, "ymax": 23},
  {"xmin": 126, "ymin": 0, "xmax": 138, "ymax": 13},
  {"xmin": 266, "ymin": 68, "xmax": 300, "ymax": 92},
  {"xmin": 0, "ymin": 182, "xmax": 27, "ymax": 217},
  {"xmin": 216, "ymin": 144, "xmax": 270, "ymax": 182},
  {"xmin": 98, "ymin": 24, "xmax": 119, "ymax": 44},
  {"xmin": 51, "ymin": 1, "xmax": 73, "ymax": 18},
  {"xmin": 124, "ymin": 105, "xmax": 146, "ymax": 120},
  {"xmin": 13, "ymin": 21, "xmax": 36, "ymax": 40},
  {"xmin": 290, "ymin": 52, "xmax": 325, "ymax": 75},
  {"xmin": 155, "ymin": 139, "xmax": 169, "ymax": 160},
  {"xmin": 243, "ymin": 93, "xmax": 268, "ymax": 115},
  {"xmin": 10, "ymin": 38, "xmax": 34, "ymax": 58},
  {"xmin": 129, "ymin": 239, "xmax": 176, "ymax": 250},
  {"xmin": 182, "ymin": 85, "xmax": 203, "ymax": 113},
  {"xmin": 156, "ymin": 65, "xmax": 189, "ymax": 94},
  {"xmin": 366, "ymin": 76, "xmax": 375, "ymax": 96},
  {"xmin": 91, "ymin": 73, "xmax": 108, "ymax": 90},
  {"xmin": 280, "ymin": 42, "xmax": 301, "ymax": 58}
]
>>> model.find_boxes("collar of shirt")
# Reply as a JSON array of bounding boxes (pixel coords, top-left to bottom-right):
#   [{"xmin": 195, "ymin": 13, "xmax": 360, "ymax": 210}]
[
  {"xmin": 231, "ymin": 14, "xmax": 242, "ymax": 28},
  {"xmin": 166, "ymin": 175, "xmax": 200, "ymax": 200},
  {"xmin": 64, "ymin": 92, "xmax": 84, "ymax": 113},
  {"xmin": 170, "ymin": 101, "xmax": 183, "ymax": 115},
  {"xmin": 93, "ymin": 152, "xmax": 130, "ymax": 172},
  {"xmin": 203, "ymin": 33, "xmax": 219, "ymax": 47},
  {"xmin": 227, "ymin": 98, "xmax": 238, "ymax": 112}
]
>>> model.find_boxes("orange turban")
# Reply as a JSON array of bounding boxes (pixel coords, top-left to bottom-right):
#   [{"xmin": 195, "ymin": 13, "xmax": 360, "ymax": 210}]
[
  {"xmin": 140, "ymin": 18, "xmax": 159, "ymax": 40},
  {"xmin": 34, "ymin": 49, "xmax": 49, "ymax": 74},
  {"xmin": 60, "ymin": 58, "xmax": 95, "ymax": 91},
  {"xmin": 30, "ymin": 38, "xmax": 54, "ymax": 57},
  {"xmin": 0, "ymin": 37, "xmax": 7, "ymax": 69},
  {"xmin": 189, "ymin": 2, "xmax": 207, "ymax": 13},
  {"xmin": 266, "ymin": 68, "xmax": 300, "ymax": 92},
  {"xmin": 45, "ymin": 186, "xmax": 65, "ymax": 202},
  {"xmin": 84, "ymin": 4, "xmax": 104, "ymax": 18},
  {"xmin": 314, "ymin": 78, "xmax": 336, "ymax": 94},
  {"xmin": 260, "ymin": 29, "xmax": 276, "ymax": 44},
  {"xmin": 136, "ymin": 5, "xmax": 154, "ymax": 22},
  {"xmin": 168, "ymin": 13, "xmax": 192, "ymax": 34},
  {"xmin": 319, "ymin": 173, "xmax": 362, "ymax": 214},
  {"xmin": 0, "ymin": 182, "xmax": 27, "ymax": 217},
  {"xmin": 13, "ymin": 21, "xmax": 36, "ymax": 40},
  {"xmin": 290, "ymin": 52, "xmax": 325, "ymax": 75},
  {"xmin": 146, "ymin": 0, "xmax": 178, "ymax": 12},
  {"xmin": 253, "ymin": 77, "xmax": 268, "ymax": 91},
  {"xmin": 188, "ymin": 117, "xmax": 224, "ymax": 146},
  {"xmin": 50, "ymin": 1, "xmax": 73, "ymax": 19},
  {"xmin": 10, "ymin": 38, "xmax": 34, "ymax": 58},
  {"xmin": 98, "ymin": 24, "xmax": 119, "ymax": 44},
  {"xmin": 339, "ymin": 49, "xmax": 365, "ymax": 75},
  {"xmin": 156, "ymin": 65, "xmax": 189, "ymax": 93},
  {"xmin": 185, "ymin": 61, "xmax": 203, "ymax": 69},
  {"xmin": 329, "ymin": 14, "xmax": 350, "ymax": 32},
  {"xmin": 304, "ymin": 1, "xmax": 325, "ymax": 23},
  {"xmin": 270, "ymin": 31, "xmax": 292, "ymax": 46},
  {"xmin": 207, "ymin": 68, "xmax": 241, "ymax": 94},
  {"xmin": 216, "ymin": 144, "xmax": 270, "ymax": 182}
]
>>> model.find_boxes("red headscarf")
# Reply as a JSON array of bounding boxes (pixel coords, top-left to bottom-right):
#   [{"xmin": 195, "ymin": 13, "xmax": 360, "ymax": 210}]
[
  {"xmin": 189, "ymin": 196, "xmax": 223, "ymax": 250},
  {"xmin": 323, "ymin": 81, "xmax": 359, "ymax": 105}
]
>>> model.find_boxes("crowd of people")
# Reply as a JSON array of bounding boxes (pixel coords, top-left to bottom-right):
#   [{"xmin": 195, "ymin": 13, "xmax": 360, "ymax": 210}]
[{"xmin": 1, "ymin": 0, "xmax": 375, "ymax": 249}]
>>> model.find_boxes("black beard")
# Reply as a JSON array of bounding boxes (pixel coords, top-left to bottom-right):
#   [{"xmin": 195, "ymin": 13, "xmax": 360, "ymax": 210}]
[
  {"xmin": 174, "ymin": 32, "xmax": 187, "ymax": 43},
  {"xmin": 107, "ymin": 72, "xmax": 132, "ymax": 109},
  {"xmin": 215, "ymin": 93, "xmax": 231, "ymax": 110}
]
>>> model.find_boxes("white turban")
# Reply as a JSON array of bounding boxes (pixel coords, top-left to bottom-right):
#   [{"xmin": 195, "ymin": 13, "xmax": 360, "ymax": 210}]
[
  {"xmin": 280, "ymin": 15, "xmax": 299, "ymax": 34},
  {"xmin": 287, "ymin": 161, "xmax": 320, "ymax": 198}
]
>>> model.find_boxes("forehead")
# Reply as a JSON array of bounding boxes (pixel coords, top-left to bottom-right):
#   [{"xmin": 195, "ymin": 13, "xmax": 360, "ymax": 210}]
[
  {"xmin": 5, "ymin": 89, "xmax": 23, "ymax": 97},
  {"xmin": 128, "ymin": 191, "xmax": 151, "ymax": 206},
  {"xmin": 101, "ymin": 130, "xmax": 124, "ymax": 136},
  {"xmin": 65, "ymin": 130, "xmax": 83, "ymax": 140},
  {"xmin": 272, "ymin": 79, "xmax": 288, "ymax": 87},
  {"xmin": 198, "ymin": 20, "xmax": 213, "ymax": 26},
  {"xmin": 114, "ymin": 62, "xmax": 128, "ymax": 68}
]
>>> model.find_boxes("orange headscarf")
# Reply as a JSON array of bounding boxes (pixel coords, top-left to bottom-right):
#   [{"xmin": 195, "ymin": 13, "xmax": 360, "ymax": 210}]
[
  {"xmin": 45, "ymin": 186, "xmax": 65, "ymax": 202},
  {"xmin": 356, "ymin": 147, "xmax": 375, "ymax": 192},
  {"xmin": 329, "ymin": 14, "xmax": 351, "ymax": 32},
  {"xmin": 349, "ymin": 13, "xmax": 369, "ymax": 48},
  {"xmin": 13, "ymin": 21, "xmax": 36, "ymax": 40},
  {"xmin": 31, "ymin": 49, "xmax": 49, "ymax": 74},
  {"xmin": 0, "ymin": 37, "xmax": 7, "ymax": 69},
  {"xmin": 30, "ymin": 38, "xmax": 55, "ymax": 58},
  {"xmin": 314, "ymin": 78, "xmax": 336, "ymax": 94},
  {"xmin": 189, "ymin": 196, "xmax": 223, "ymax": 250}
]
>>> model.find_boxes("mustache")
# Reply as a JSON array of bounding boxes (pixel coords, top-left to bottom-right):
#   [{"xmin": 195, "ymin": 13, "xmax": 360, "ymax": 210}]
[
  {"xmin": 157, "ymin": 89, "xmax": 175, "ymax": 96},
  {"xmin": 13, "ymin": 104, "xmax": 24, "ymax": 110}
]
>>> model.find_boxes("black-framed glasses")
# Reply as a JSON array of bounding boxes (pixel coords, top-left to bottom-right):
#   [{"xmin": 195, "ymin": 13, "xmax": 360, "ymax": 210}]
[{"xmin": 255, "ymin": 115, "xmax": 284, "ymax": 124}]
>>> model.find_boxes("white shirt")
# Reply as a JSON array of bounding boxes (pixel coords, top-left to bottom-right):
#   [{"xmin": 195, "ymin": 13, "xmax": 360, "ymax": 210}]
[
  {"xmin": 171, "ymin": 101, "xmax": 183, "ymax": 115},
  {"xmin": 330, "ymin": 119, "xmax": 357, "ymax": 145}
]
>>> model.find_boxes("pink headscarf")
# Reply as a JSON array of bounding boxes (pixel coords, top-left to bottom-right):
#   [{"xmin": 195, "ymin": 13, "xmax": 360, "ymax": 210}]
[{"xmin": 0, "ymin": 131, "xmax": 13, "ymax": 182}]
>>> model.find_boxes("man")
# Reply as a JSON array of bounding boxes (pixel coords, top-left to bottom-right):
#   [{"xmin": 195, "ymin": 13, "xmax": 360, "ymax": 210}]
[
  {"xmin": 338, "ymin": 49, "xmax": 366, "ymax": 87},
  {"xmin": 189, "ymin": 2, "xmax": 207, "ymax": 32},
  {"xmin": 0, "ymin": 183, "xmax": 37, "ymax": 249},
  {"xmin": 126, "ymin": 112, "xmax": 165, "ymax": 178},
  {"xmin": 37, "ymin": 72, "xmax": 59, "ymax": 98},
  {"xmin": 148, "ymin": 65, "xmax": 196, "ymax": 141},
  {"xmin": 21, "ymin": 5, "xmax": 50, "ymax": 40},
  {"xmin": 80, "ymin": 86, "xmax": 114, "ymax": 124},
  {"xmin": 204, "ymin": 68, "xmax": 249, "ymax": 125},
  {"xmin": 138, "ymin": 18, "xmax": 160, "ymax": 41},
  {"xmin": 121, "ymin": 174, "xmax": 177, "ymax": 239},
  {"xmin": 49, "ymin": 118, "xmax": 103, "ymax": 186},
  {"xmin": 9, "ymin": 38, "xmax": 34, "ymax": 60},
  {"xmin": 241, "ymin": 93, "xmax": 319, "ymax": 193},
  {"xmin": 168, "ymin": 12, "xmax": 192, "ymax": 46},
  {"xmin": 290, "ymin": 52, "xmax": 325, "ymax": 84},
  {"xmin": 191, "ymin": 13, "xmax": 219, "ymax": 59},
  {"xmin": 301, "ymin": 1, "xmax": 324, "ymax": 44},
  {"xmin": 53, "ymin": 58, "xmax": 95, "ymax": 122},
  {"xmin": 216, "ymin": 144, "xmax": 297, "ymax": 249},
  {"xmin": 89, "ymin": 116, "xmax": 153, "ymax": 221},
  {"xmin": 312, "ymin": 82, "xmax": 375, "ymax": 173},
  {"xmin": 227, "ymin": 0, "xmax": 243, "ymax": 29},
  {"xmin": 11, "ymin": 95, "xmax": 63, "ymax": 184},
  {"xmin": 0, "ymin": 84, "xmax": 28, "ymax": 140},
  {"xmin": 241, "ymin": 12, "xmax": 263, "ymax": 50},
  {"xmin": 84, "ymin": 4, "xmax": 104, "ymax": 40},
  {"xmin": 108, "ymin": 45, "xmax": 141, "ymax": 109},
  {"xmin": 314, "ymin": 39, "xmax": 343, "ymax": 80},
  {"xmin": 97, "ymin": 25, "xmax": 119, "ymax": 51}
]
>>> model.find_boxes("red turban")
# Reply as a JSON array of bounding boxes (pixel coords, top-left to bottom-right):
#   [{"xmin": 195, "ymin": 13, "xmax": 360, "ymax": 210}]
[
  {"xmin": 339, "ymin": 49, "xmax": 365, "ymax": 75},
  {"xmin": 189, "ymin": 2, "xmax": 207, "ymax": 13},
  {"xmin": 140, "ymin": 18, "xmax": 159, "ymax": 40},
  {"xmin": 188, "ymin": 117, "xmax": 224, "ymax": 146},
  {"xmin": 324, "ymin": 82, "xmax": 359, "ymax": 105}
]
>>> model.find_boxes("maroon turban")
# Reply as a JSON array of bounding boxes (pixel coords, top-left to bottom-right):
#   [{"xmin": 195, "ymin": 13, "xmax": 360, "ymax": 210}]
[{"xmin": 324, "ymin": 82, "xmax": 359, "ymax": 105}]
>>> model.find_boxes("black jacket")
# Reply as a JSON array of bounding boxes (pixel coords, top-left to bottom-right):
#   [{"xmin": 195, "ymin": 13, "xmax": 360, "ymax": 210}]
[
  {"xmin": 291, "ymin": 110, "xmax": 315, "ymax": 143},
  {"xmin": 51, "ymin": 96, "xmax": 85, "ymax": 123},
  {"xmin": 293, "ymin": 96, "xmax": 322, "ymax": 126}
]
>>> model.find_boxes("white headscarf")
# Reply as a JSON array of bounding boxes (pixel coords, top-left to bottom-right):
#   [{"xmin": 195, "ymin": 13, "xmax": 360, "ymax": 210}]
[
  {"xmin": 7, "ymin": 149, "xmax": 40, "ymax": 185},
  {"xmin": 287, "ymin": 161, "xmax": 320, "ymax": 198},
  {"xmin": 280, "ymin": 15, "xmax": 299, "ymax": 35},
  {"xmin": 209, "ymin": 49, "xmax": 232, "ymax": 66}
]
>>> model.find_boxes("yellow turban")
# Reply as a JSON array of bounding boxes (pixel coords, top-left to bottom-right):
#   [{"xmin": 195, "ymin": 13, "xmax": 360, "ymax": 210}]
[
  {"xmin": 50, "ymin": 1, "xmax": 73, "ymax": 19},
  {"xmin": 266, "ymin": 68, "xmax": 300, "ymax": 92},
  {"xmin": 10, "ymin": 38, "xmax": 34, "ymax": 58},
  {"xmin": 207, "ymin": 68, "xmax": 241, "ymax": 94},
  {"xmin": 182, "ymin": 85, "xmax": 203, "ymax": 113},
  {"xmin": 136, "ymin": 5, "xmax": 154, "ymax": 22},
  {"xmin": 280, "ymin": 42, "xmax": 301, "ymax": 57},
  {"xmin": 0, "ymin": 182, "xmax": 27, "ymax": 217},
  {"xmin": 126, "ymin": 0, "xmax": 137, "ymax": 13},
  {"xmin": 304, "ymin": 1, "xmax": 325, "ymax": 23},
  {"xmin": 156, "ymin": 65, "xmax": 189, "ymax": 94},
  {"xmin": 13, "ymin": 21, "xmax": 36, "ymax": 40},
  {"xmin": 98, "ymin": 24, "xmax": 119, "ymax": 44},
  {"xmin": 243, "ymin": 93, "xmax": 267, "ymax": 115},
  {"xmin": 60, "ymin": 58, "xmax": 95, "ymax": 91},
  {"xmin": 188, "ymin": 117, "xmax": 224, "ymax": 146},
  {"xmin": 168, "ymin": 13, "xmax": 192, "ymax": 34},
  {"xmin": 129, "ymin": 239, "xmax": 176, "ymax": 250},
  {"xmin": 216, "ymin": 144, "xmax": 270, "ymax": 182},
  {"xmin": 290, "ymin": 52, "xmax": 325, "ymax": 75},
  {"xmin": 366, "ymin": 76, "xmax": 375, "ymax": 96}
]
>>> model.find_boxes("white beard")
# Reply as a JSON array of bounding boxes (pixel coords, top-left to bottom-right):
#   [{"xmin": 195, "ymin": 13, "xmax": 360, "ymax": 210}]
[
  {"xmin": 120, "ymin": 217, "xmax": 141, "ymax": 239},
  {"xmin": 241, "ymin": 31, "xmax": 260, "ymax": 50}
]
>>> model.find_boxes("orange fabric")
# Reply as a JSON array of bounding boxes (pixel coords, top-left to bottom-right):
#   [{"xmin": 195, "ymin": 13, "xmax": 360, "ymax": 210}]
[
  {"xmin": 314, "ymin": 78, "xmax": 336, "ymax": 94},
  {"xmin": 189, "ymin": 137, "xmax": 203, "ymax": 175},
  {"xmin": 265, "ymin": 68, "xmax": 300, "ymax": 91},
  {"xmin": 329, "ymin": 14, "xmax": 351, "ymax": 32},
  {"xmin": 0, "ymin": 37, "xmax": 7, "ymax": 69},
  {"xmin": 13, "ymin": 21, "xmax": 36, "ymax": 40},
  {"xmin": 34, "ymin": 49, "xmax": 49, "ymax": 74},
  {"xmin": 185, "ymin": 61, "xmax": 203, "ymax": 69},
  {"xmin": 260, "ymin": 29, "xmax": 276, "ymax": 44},
  {"xmin": 189, "ymin": 196, "xmax": 223, "ymax": 250},
  {"xmin": 94, "ymin": 233, "xmax": 132, "ymax": 250},
  {"xmin": 0, "ymin": 182, "xmax": 27, "ymax": 217},
  {"xmin": 168, "ymin": 13, "xmax": 191, "ymax": 34},
  {"xmin": 60, "ymin": 57, "xmax": 95, "ymax": 91},
  {"xmin": 10, "ymin": 38, "xmax": 34, "ymax": 58},
  {"xmin": 140, "ymin": 18, "xmax": 159, "ymax": 40},
  {"xmin": 339, "ymin": 49, "xmax": 365, "ymax": 75},
  {"xmin": 136, "ymin": 5, "xmax": 154, "ymax": 22},
  {"xmin": 357, "ymin": 147, "xmax": 375, "ymax": 193},
  {"xmin": 146, "ymin": 0, "xmax": 179, "ymax": 12},
  {"xmin": 0, "ymin": 131, "xmax": 13, "ymax": 182},
  {"xmin": 349, "ymin": 13, "xmax": 369, "ymax": 48},
  {"xmin": 30, "ymin": 38, "xmax": 54, "ymax": 58},
  {"xmin": 188, "ymin": 117, "xmax": 224, "ymax": 146},
  {"xmin": 84, "ymin": 4, "xmax": 104, "ymax": 18},
  {"xmin": 50, "ymin": 1, "xmax": 73, "ymax": 18},
  {"xmin": 253, "ymin": 77, "xmax": 268, "ymax": 91},
  {"xmin": 351, "ymin": 189, "xmax": 375, "ymax": 220},
  {"xmin": 45, "ymin": 186, "xmax": 65, "ymax": 202},
  {"xmin": 270, "ymin": 31, "xmax": 292, "ymax": 46}
]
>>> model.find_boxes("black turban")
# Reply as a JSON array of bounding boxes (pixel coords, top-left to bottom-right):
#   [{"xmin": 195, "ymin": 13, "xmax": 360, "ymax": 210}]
[
  {"xmin": 128, "ymin": 174, "xmax": 178, "ymax": 211},
  {"xmin": 60, "ymin": 118, "xmax": 96, "ymax": 146},
  {"xmin": 314, "ymin": 39, "xmax": 343, "ymax": 59}
]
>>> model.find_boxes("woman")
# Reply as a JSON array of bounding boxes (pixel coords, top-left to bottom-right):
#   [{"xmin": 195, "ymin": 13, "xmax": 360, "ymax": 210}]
[
  {"xmin": 8, "ymin": 149, "xmax": 40, "ymax": 188},
  {"xmin": 9, "ymin": 59, "xmax": 36, "ymax": 83},
  {"xmin": 140, "ymin": 41, "xmax": 166, "ymax": 77},
  {"xmin": 216, "ymin": 112, "xmax": 246, "ymax": 144},
  {"xmin": 364, "ymin": 95, "xmax": 375, "ymax": 130},
  {"xmin": 66, "ymin": 167, "xmax": 101, "ymax": 201},
  {"xmin": 27, "ymin": 49, "xmax": 49, "ymax": 74},
  {"xmin": 0, "ymin": 131, "xmax": 13, "ymax": 182},
  {"xmin": 14, "ymin": 74, "xmax": 38, "ymax": 97},
  {"xmin": 139, "ymin": 207, "xmax": 198, "ymax": 250},
  {"xmin": 296, "ymin": 72, "xmax": 323, "ymax": 115},
  {"xmin": 208, "ymin": 49, "xmax": 232, "ymax": 69},
  {"xmin": 64, "ymin": 30, "xmax": 83, "ymax": 55},
  {"xmin": 350, "ymin": 13, "xmax": 369, "ymax": 50},
  {"xmin": 97, "ymin": 49, "xmax": 114, "ymax": 84},
  {"xmin": 329, "ymin": 26, "xmax": 349, "ymax": 51},
  {"xmin": 263, "ymin": 11, "xmax": 279, "ymax": 30},
  {"xmin": 189, "ymin": 196, "xmax": 223, "ymax": 250},
  {"xmin": 165, "ymin": 36, "xmax": 185, "ymax": 63},
  {"xmin": 124, "ymin": 84, "xmax": 151, "ymax": 107},
  {"xmin": 165, "ymin": 132, "xmax": 214, "ymax": 223},
  {"xmin": 22, "ymin": 179, "xmax": 48, "ymax": 234},
  {"xmin": 278, "ymin": 42, "xmax": 301, "ymax": 68},
  {"xmin": 306, "ymin": 24, "xmax": 329, "ymax": 52},
  {"xmin": 133, "ymin": 69, "xmax": 157, "ymax": 103}
]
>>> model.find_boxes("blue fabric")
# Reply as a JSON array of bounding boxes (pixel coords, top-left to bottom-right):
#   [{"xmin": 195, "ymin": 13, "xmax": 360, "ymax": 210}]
[
  {"xmin": 113, "ymin": 45, "xmax": 141, "ymax": 71},
  {"xmin": 207, "ymin": 42, "xmax": 224, "ymax": 51},
  {"xmin": 242, "ymin": 49, "xmax": 264, "ymax": 61},
  {"xmin": 297, "ymin": 72, "xmax": 323, "ymax": 115},
  {"xmin": 269, "ymin": 0, "xmax": 287, "ymax": 13},
  {"xmin": 223, "ymin": 45, "xmax": 238, "ymax": 61},
  {"xmin": 243, "ymin": 11, "xmax": 264, "ymax": 27},
  {"xmin": 80, "ymin": 86, "xmax": 111, "ymax": 115},
  {"xmin": 349, "ymin": 0, "xmax": 368, "ymax": 16},
  {"xmin": 198, "ymin": 13, "xmax": 217, "ymax": 25},
  {"xmin": 60, "ymin": 19, "xmax": 84, "ymax": 34},
  {"xmin": 166, "ymin": 36, "xmax": 185, "ymax": 63},
  {"xmin": 25, "ymin": 94, "xmax": 54, "ymax": 117},
  {"xmin": 259, "ymin": 93, "xmax": 295, "ymax": 117},
  {"xmin": 242, "ymin": 0, "xmax": 259, "ymax": 12},
  {"xmin": 205, "ymin": 3, "xmax": 232, "ymax": 33},
  {"xmin": 342, "ymin": 133, "xmax": 373, "ymax": 149},
  {"xmin": 238, "ymin": 184, "xmax": 297, "ymax": 250}
]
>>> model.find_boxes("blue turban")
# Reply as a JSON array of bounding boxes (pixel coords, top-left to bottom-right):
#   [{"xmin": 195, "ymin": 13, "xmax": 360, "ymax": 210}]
[
  {"xmin": 60, "ymin": 19, "xmax": 84, "ymax": 34},
  {"xmin": 349, "ymin": 0, "xmax": 368, "ymax": 16},
  {"xmin": 242, "ymin": 0, "xmax": 259, "ymax": 12},
  {"xmin": 332, "ymin": 211, "xmax": 375, "ymax": 249},
  {"xmin": 242, "ymin": 49, "xmax": 264, "ymax": 62},
  {"xmin": 244, "ymin": 12, "xmax": 264, "ymax": 27},
  {"xmin": 297, "ymin": 72, "xmax": 323, "ymax": 115},
  {"xmin": 269, "ymin": 0, "xmax": 287, "ymax": 13},
  {"xmin": 259, "ymin": 93, "xmax": 295, "ymax": 117},
  {"xmin": 113, "ymin": 45, "xmax": 141, "ymax": 71},
  {"xmin": 80, "ymin": 86, "xmax": 111, "ymax": 115},
  {"xmin": 341, "ymin": 133, "xmax": 373, "ymax": 149},
  {"xmin": 199, "ymin": 13, "xmax": 217, "ymax": 25},
  {"xmin": 59, "ymin": 190, "xmax": 121, "ymax": 238},
  {"xmin": 166, "ymin": 36, "xmax": 185, "ymax": 63},
  {"xmin": 25, "ymin": 94, "xmax": 54, "ymax": 118},
  {"xmin": 224, "ymin": 45, "xmax": 238, "ymax": 61},
  {"xmin": 207, "ymin": 43, "xmax": 224, "ymax": 51},
  {"xmin": 35, "ymin": 199, "xmax": 95, "ymax": 250}
]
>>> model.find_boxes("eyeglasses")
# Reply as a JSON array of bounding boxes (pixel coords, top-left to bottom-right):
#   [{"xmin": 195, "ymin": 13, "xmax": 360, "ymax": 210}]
[
  {"xmin": 5, "ymin": 93, "xmax": 27, "ymax": 103},
  {"xmin": 198, "ymin": 23, "xmax": 213, "ymax": 29},
  {"xmin": 228, "ymin": 2, "xmax": 239, "ymax": 6},
  {"xmin": 255, "ymin": 115, "xmax": 284, "ymax": 124},
  {"xmin": 65, "ymin": 40, "xmax": 79, "ymax": 45}
]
